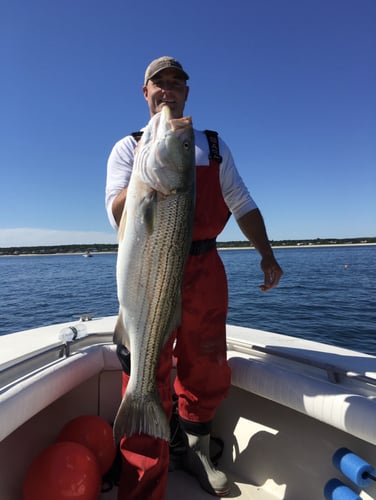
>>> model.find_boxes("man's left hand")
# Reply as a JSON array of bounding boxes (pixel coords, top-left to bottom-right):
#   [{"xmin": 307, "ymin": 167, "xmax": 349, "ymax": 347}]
[{"xmin": 259, "ymin": 255, "xmax": 283, "ymax": 291}]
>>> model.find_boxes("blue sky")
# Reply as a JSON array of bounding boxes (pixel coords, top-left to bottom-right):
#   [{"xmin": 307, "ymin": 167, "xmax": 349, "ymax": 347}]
[{"xmin": 1, "ymin": 0, "xmax": 375, "ymax": 246}]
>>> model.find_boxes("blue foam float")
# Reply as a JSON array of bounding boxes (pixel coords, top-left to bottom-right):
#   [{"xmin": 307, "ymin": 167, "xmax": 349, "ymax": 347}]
[
  {"xmin": 324, "ymin": 478, "xmax": 361, "ymax": 500},
  {"xmin": 333, "ymin": 447, "xmax": 375, "ymax": 488}
]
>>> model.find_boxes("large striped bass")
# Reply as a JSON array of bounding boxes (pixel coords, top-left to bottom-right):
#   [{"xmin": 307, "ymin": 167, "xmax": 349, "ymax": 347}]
[{"xmin": 113, "ymin": 105, "xmax": 195, "ymax": 444}]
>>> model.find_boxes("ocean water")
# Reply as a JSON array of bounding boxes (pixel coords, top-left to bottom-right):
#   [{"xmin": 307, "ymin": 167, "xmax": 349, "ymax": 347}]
[
  {"xmin": 1, "ymin": 246, "xmax": 375, "ymax": 355},
  {"xmin": 223, "ymin": 246, "xmax": 376, "ymax": 355}
]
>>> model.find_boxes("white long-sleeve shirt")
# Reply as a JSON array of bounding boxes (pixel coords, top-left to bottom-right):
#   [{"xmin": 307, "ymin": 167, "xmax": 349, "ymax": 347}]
[{"xmin": 105, "ymin": 129, "xmax": 257, "ymax": 230}]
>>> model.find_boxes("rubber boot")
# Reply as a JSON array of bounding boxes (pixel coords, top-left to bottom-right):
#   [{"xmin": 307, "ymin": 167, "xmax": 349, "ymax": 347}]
[
  {"xmin": 168, "ymin": 396, "xmax": 187, "ymax": 471},
  {"xmin": 180, "ymin": 420, "xmax": 229, "ymax": 497}
]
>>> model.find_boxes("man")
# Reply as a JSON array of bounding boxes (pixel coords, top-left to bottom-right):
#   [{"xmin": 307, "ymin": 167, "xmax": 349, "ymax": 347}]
[{"xmin": 106, "ymin": 56, "xmax": 283, "ymax": 499}]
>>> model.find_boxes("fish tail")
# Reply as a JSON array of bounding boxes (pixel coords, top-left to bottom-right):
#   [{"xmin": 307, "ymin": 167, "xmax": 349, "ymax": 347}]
[{"xmin": 113, "ymin": 390, "xmax": 170, "ymax": 445}]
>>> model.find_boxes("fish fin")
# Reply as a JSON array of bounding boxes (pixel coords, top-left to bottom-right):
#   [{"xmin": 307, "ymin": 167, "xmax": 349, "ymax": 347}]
[
  {"xmin": 113, "ymin": 390, "xmax": 170, "ymax": 445},
  {"xmin": 163, "ymin": 291, "xmax": 182, "ymax": 345},
  {"xmin": 113, "ymin": 311, "xmax": 130, "ymax": 348},
  {"xmin": 140, "ymin": 190, "xmax": 157, "ymax": 234}
]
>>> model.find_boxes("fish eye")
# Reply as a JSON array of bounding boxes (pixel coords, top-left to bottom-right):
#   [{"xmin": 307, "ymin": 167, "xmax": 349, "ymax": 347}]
[{"xmin": 183, "ymin": 141, "xmax": 190, "ymax": 151}]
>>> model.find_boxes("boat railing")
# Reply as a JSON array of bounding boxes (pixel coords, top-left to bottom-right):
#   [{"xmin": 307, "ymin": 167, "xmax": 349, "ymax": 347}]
[
  {"xmin": 0, "ymin": 332, "xmax": 114, "ymax": 390},
  {"xmin": 226, "ymin": 338, "xmax": 376, "ymax": 389}
]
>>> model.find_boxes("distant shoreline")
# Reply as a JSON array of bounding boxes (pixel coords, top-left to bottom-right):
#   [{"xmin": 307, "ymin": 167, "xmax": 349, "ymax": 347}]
[
  {"xmin": 1, "ymin": 241, "xmax": 375, "ymax": 257},
  {"xmin": 219, "ymin": 242, "xmax": 376, "ymax": 250}
]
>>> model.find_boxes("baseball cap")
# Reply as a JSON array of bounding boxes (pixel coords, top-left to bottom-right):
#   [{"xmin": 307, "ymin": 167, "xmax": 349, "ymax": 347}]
[{"xmin": 144, "ymin": 56, "xmax": 189, "ymax": 85}]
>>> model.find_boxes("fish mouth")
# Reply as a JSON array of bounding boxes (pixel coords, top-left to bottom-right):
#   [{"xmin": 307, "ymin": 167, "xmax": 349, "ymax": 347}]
[
  {"xmin": 160, "ymin": 100, "xmax": 176, "ymax": 111},
  {"xmin": 161, "ymin": 105, "xmax": 173, "ymax": 127},
  {"xmin": 161, "ymin": 105, "xmax": 191, "ymax": 130},
  {"xmin": 161, "ymin": 104, "xmax": 172, "ymax": 118}
]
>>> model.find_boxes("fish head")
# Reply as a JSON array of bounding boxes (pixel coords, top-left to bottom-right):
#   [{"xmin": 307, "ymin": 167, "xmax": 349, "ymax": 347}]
[{"xmin": 135, "ymin": 106, "xmax": 195, "ymax": 195}]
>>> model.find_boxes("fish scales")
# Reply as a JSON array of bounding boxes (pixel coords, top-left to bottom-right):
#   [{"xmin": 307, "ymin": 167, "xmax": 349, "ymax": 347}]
[
  {"xmin": 113, "ymin": 106, "xmax": 195, "ymax": 444},
  {"xmin": 132, "ymin": 194, "xmax": 191, "ymax": 390}
]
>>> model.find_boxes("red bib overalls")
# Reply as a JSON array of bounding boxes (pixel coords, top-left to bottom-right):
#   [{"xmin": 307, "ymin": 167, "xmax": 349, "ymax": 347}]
[{"xmin": 118, "ymin": 137, "xmax": 232, "ymax": 500}]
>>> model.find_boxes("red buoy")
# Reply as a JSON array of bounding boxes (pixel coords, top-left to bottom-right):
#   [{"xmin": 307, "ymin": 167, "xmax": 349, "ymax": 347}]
[
  {"xmin": 57, "ymin": 415, "xmax": 116, "ymax": 474},
  {"xmin": 23, "ymin": 441, "xmax": 101, "ymax": 500}
]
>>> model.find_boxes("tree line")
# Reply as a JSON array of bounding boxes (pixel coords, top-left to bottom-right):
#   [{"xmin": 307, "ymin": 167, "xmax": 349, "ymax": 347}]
[{"xmin": 1, "ymin": 237, "xmax": 375, "ymax": 256}]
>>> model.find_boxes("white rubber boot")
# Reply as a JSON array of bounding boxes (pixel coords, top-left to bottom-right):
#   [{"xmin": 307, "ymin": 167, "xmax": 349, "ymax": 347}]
[{"xmin": 184, "ymin": 432, "xmax": 230, "ymax": 496}]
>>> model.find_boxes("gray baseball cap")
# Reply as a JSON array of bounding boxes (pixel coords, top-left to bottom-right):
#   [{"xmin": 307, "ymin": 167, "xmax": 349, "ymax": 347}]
[{"xmin": 144, "ymin": 56, "xmax": 189, "ymax": 85}]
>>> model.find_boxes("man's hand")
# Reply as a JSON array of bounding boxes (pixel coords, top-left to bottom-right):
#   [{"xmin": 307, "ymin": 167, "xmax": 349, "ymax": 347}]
[{"xmin": 259, "ymin": 255, "xmax": 283, "ymax": 291}]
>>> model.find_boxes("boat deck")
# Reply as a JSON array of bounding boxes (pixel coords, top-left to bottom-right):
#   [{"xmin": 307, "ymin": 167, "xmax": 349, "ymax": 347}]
[{"xmin": 100, "ymin": 470, "xmax": 278, "ymax": 499}]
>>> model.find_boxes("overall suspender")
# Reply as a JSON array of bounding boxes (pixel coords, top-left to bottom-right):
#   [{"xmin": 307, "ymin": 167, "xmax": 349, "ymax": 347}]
[
  {"xmin": 131, "ymin": 131, "xmax": 144, "ymax": 142},
  {"xmin": 203, "ymin": 130, "xmax": 223, "ymax": 164}
]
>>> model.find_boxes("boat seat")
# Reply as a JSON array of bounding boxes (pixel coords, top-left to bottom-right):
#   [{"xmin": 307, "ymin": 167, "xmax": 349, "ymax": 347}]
[
  {"xmin": 227, "ymin": 353, "xmax": 376, "ymax": 447},
  {"xmin": 0, "ymin": 344, "xmax": 120, "ymax": 442}
]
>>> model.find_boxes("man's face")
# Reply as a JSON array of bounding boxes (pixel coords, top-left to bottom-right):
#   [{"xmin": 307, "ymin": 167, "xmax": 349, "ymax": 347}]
[{"xmin": 143, "ymin": 68, "xmax": 189, "ymax": 118}]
